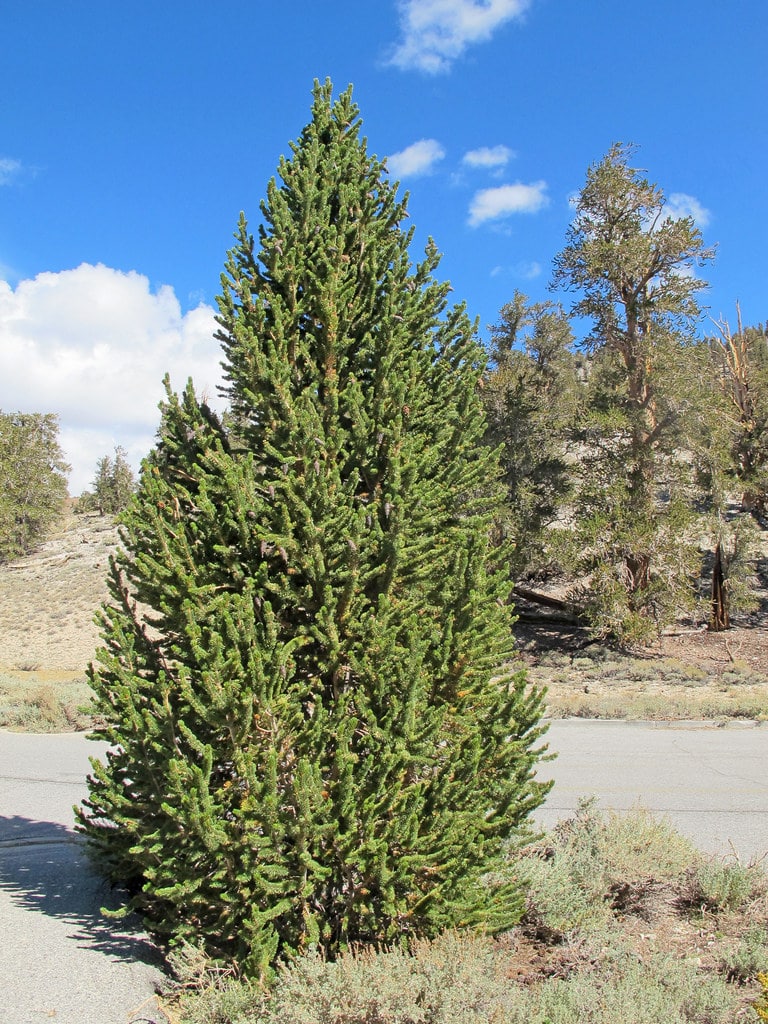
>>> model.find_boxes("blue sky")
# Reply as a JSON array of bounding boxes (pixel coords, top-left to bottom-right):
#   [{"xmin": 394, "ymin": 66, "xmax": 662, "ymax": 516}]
[{"xmin": 2, "ymin": 0, "xmax": 766, "ymax": 493}]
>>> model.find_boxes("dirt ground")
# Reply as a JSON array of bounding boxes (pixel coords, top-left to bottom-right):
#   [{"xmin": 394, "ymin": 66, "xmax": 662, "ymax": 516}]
[
  {"xmin": 0, "ymin": 510, "xmax": 766, "ymax": 721},
  {"xmin": 0, "ymin": 509, "xmax": 118, "ymax": 675},
  {"xmin": 514, "ymin": 616, "xmax": 768, "ymax": 720}
]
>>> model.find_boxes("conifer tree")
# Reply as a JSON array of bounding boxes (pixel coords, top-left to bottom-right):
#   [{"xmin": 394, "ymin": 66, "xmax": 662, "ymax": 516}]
[
  {"xmin": 551, "ymin": 144, "xmax": 715, "ymax": 643},
  {"xmin": 708, "ymin": 308, "xmax": 768, "ymax": 516},
  {"xmin": 77, "ymin": 81, "xmax": 549, "ymax": 977},
  {"xmin": 0, "ymin": 411, "xmax": 69, "ymax": 561},
  {"xmin": 483, "ymin": 291, "xmax": 579, "ymax": 580},
  {"xmin": 91, "ymin": 445, "xmax": 136, "ymax": 514}
]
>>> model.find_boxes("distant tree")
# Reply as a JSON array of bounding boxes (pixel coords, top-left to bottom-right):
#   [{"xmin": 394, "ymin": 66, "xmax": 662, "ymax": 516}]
[
  {"xmin": 91, "ymin": 446, "xmax": 136, "ymax": 514},
  {"xmin": 483, "ymin": 291, "xmax": 580, "ymax": 580},
  {"xmin": 78, "ymin": 82, "xmax": 549, "ymax": 977},
  {"xmin": 0, "ymin": 411, "xmax": 69, "ymax": 561},
  {"xmin": 551, "ymin": 143, "xmax": 715, "ymax": 644},
  {"xmin": 708, "ymin": 306, "xmax": 768, "ymax": 516},
  {"xmin": 692, "ymin": 306, "xmax": 767, "ymax": 630}
]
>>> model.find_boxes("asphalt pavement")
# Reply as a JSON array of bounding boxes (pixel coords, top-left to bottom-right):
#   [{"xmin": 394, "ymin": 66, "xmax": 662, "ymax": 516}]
[
  {"xmin": 0, "ymin": 732, "xmax": 168, "ymax": 1024},
  {"xmin": 535, "ymin": 718, "xmax": 768, "ymax": 861},
  {"xmin": 2, "ymin": 719, "xmax": 768, "ymax": 1023}
]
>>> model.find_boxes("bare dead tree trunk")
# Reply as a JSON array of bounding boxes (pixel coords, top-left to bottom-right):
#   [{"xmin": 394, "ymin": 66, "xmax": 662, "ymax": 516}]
[{"xmin": 709, "ymin": 542, "xmax": 730, "ymax": 631}]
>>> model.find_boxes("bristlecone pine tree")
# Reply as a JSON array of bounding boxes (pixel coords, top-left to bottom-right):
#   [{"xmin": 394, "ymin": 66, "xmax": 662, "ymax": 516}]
[
  {"xmin": 551, "ymin": 143, "xmax": 715, "ymax": 644},
  {"xmin": 77, "ymin": 81, "xmax": 549, "ymax": 977}
]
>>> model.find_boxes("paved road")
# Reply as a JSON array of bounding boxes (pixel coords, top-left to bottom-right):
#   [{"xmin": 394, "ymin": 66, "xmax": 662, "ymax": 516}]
[
  {"xmin": 2, "ymin": 720, "xmax": 768, "ymax": 1023},
  {"xmin": 0, "ymin": 732, "xmax": 168, "ymax": 1024},
  {"xmin": 535, "ymin": 719, "xmax": 768, "ymax": 862}
]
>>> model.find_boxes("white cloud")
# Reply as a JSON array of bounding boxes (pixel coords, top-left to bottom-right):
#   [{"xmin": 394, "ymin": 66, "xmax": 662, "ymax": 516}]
[
  {"xmin": 389, "ymin": 0, "xmax": 531, "ymax": 74},
  {"xmin": 387, "ymin": 138, "xmax": 446, "ymax": 178},
  {"xmin": 0, "ymin": 158, "xmax": 22, "ymax": 186},
  {"xmin": 666, "ymin": 192, "xmax": 711, "ymax": 228},
  {"xmin": 468, "ymin": 180, "xmax": 548, "ymax": 226},
  {"xmin": 490, "ymin": 259, "xmax": 542, "ymax": 279},
  {"xmin": 463, "ymin": 145, "xmax": 514, "ymax": 169},
  {"xmin": 0, "ymin": 264, "xmax": 223, "ymax": 494}
]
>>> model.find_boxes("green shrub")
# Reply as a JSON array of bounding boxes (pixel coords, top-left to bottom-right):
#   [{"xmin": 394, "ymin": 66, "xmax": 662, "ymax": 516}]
[
  {"xmin": 170, "ymin": 932, "xmax": 523, "ymax": 1024},
  {"xmin": 719, "ymin": 925, "xmax": 768, "ymax": 983},
  {"xmin": 529, "ymin": 943, "xmax": 735, "ymax": 1023},
  {"xmin": 172, "ymin": 930, "xmax": 741, "ymax": 1024},
  {"xmin": 517, "ymin": 800, "xmax": 696, "ymax": 937},
  {"xmin": 687, "ymin": 859, "xmax": 763, "ymax": 913},
  {"xmin": 263, "ymin": 931, "xmax": 522, "ymax": 1024},
  {"xmin": 165, "ymin": 944, "xmax": 265, "ymax": 1024}
]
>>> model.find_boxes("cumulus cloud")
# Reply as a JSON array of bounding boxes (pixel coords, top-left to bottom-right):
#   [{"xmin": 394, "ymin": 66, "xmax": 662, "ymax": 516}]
[
  {"xmin": 462, "ymin": 145, "xmax": 514, "ymax": 169},
  {"xmin": 0, "ymin": 264, "xmax": 223, "ymax": 493},
  {"xmin": 0, "ymin": 158, "xmax": 22, "ymax": 186},
  {"xmin": 386, "ymin": 138, "xmax": 446, "ymax": 178},
  {"xmin": 389, "ymin": 0, "xmax": 531, "ymax": 74},
  {"xmin": 468, "ymin": 180, "xmax": 548, "ymax": 226},
  {"xmin": 666, "ymin": 192, "xmax": 711, "ymax": 228}
]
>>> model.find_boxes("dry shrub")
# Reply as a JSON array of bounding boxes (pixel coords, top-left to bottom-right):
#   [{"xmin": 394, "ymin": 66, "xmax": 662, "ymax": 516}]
[
  {"xmin": 168, "ymin": 932, "xmax": 523, "ymax": 1024},
  {"xmin": 516, "ymin": 799, "xmax": 695, "ymax": 938},
  {"xmin": 0, "ymin": 678, "xmax": 93, "ymax": 731},
  {"xmin": 683, "ymin": 857, "xmax": 766, "ymax": 914},
  {"xmin": 168, "ymin": 807, "xmax": 762, "ymax": 1024},
  {"xmin": 170, "ymin": 928, "xmax": 741, "ymax": 1024}
]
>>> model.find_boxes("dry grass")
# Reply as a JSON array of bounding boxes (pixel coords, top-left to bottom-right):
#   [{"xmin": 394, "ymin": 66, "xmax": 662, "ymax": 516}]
[
  {"xmin": 0, "ymin": 668, "xmax": 94, "ymax": 731},
  {"xmin": 164, "ymin": 804, "xmax": 768, "ymax": 1024},
  {"xmin": 513, "ymin": 622, "xmax": 768, "ymax": 722}
]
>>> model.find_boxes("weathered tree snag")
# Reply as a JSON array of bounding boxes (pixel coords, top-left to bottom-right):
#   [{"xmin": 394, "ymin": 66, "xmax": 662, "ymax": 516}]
[{"xmin": 709, "ymin": 542, "xmax": 730, "ymax": 631}]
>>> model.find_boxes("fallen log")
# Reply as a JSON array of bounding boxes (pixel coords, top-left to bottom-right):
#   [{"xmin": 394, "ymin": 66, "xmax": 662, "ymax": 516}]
[{"xmin": 512, "ymin": 586, "xmax": 580, "ymax": 625}]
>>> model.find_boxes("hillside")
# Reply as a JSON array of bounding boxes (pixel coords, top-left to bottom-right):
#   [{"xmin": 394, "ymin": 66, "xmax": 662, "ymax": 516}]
[{"xmin": 0, "ymin": 510, "xmax": 119, "ymax": 674}]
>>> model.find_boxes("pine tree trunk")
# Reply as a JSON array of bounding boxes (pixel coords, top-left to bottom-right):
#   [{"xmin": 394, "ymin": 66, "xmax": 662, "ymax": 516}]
[{"xmin": 709, "ymin": 542, "xmax": 730, "ymax": 631}]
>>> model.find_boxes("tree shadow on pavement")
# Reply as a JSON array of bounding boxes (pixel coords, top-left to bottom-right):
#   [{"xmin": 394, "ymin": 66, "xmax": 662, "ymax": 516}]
[{"xmin": 0, "ymin": 814, "xmax": 165, "ymax": 969}]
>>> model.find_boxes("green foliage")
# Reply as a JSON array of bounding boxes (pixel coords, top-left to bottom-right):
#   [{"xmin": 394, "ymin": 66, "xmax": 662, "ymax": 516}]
[
  {"xmin": 686, "ymin": 858, "xmax": 763, "ymax": 914},
  {"xmin": 166, "ymin": 944, "xmax": 265, "ymax": 1024},
  {"xmin": 483, "ymin": 291, "xmax": 579, "ymax": 579},
  {"xmin": 552, "ymin": 143, "xmax": 714, "ymax": 348},
  {"xmin": 704, "ymin": 512, "xmax": 762, "ymax": 628},
  {"xmin": 170, "ymin": 921, "xmax": 739, "ymax": 1024},
  {"xmin": 526, "ymin": 945, "xmax": 735, "ymax": 1024},
  {"xmin": 563, "ymin": 469, "xmax": 703, "ymax": 645},
  {"xmin": 550, "ymin": 143, "xmax": 716, "ymax": 643},
  {"xmin": 719, "ymin": 925, "xmax": 768, "ymax": 983},
  {"xmin": 0, "ymin": 411, "xmax": 69, "ymax": 561},
  {"xmin": 517, "ymin": 799, "xmax": 696, "ymax": 937},
  {"xmin": 257, "ymin": 932, "xmax": 520, "ymax": 1024},
  {"xmin": 171, "ymin": 808, "xmax": 758, "ymax": 1024},
  {"xmin": 170, "ymin": 931, "xmax": 523, "ymax": 1024},
  {"xmin": 87, "ymin": 445, "xmax": 136, "ymax": 514},
  {"xmin": 77, "ymin": 81, "xmax": 549, "ymax": 977}
]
